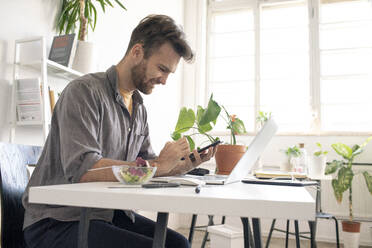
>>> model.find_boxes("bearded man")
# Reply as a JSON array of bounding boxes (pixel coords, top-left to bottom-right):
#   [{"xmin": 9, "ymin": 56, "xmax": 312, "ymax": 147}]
[{"xmin": 22, "ymin": 15, "xmax": 215, "ymax": 248}]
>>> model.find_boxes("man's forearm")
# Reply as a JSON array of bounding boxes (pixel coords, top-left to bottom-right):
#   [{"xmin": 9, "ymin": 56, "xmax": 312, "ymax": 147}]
[{"xmin": 79, "ymin": 158, "xmax": 136, "ymax": 182}]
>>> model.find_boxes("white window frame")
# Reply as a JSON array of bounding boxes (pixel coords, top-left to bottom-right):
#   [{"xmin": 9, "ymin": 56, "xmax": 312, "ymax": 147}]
[{"xmin": 196, "ymin": 0, "xmax": 372, "ymax": 136}]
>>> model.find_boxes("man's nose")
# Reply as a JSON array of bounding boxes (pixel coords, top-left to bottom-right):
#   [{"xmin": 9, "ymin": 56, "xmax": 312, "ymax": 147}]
[{"xmin": 159, "ymin": 74, "xmax": 169, "ymax": 85}]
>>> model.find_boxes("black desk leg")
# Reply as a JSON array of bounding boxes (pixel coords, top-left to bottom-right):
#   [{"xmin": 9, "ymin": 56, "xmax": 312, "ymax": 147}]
[
  {"xmin": 78, "ymin": 208, "xmax": 91, "ymax": 248},
  {"xmin": 308, "ymin": 221, "xmax": 317, "ymax": 248},
  {"xmin": 188, "ymin": 214, "xmax": 198, "ymax": 244},
  {"xmin": 152, "ymin": 212, "xmax": 169, "ymax": 248},
  {"xmin": 294, "ymin": 220, "xmax": 301, "ymax": 248},
  {"xmin": 241, "ymin": 217, "xmax": 252, "ymax": 248},
  {"xmin": 252, "ymin": 218, "xmax": 262, "ymax": 248}
]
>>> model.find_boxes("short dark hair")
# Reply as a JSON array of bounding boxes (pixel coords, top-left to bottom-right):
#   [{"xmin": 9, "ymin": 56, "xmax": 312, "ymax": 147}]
[{"xmin": 125, "ymin": 15, "xmax": 194, "ymax": 62}]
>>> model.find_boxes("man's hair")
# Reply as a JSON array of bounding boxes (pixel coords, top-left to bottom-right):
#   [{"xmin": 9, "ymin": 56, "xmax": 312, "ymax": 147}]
[{"xmin": 125, "ymin": 15, "xmax": 194, "ymax": 62}]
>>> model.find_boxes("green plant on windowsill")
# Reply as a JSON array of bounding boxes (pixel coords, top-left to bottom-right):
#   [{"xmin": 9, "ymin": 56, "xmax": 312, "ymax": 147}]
[
  {"xmin": 171, "ymin": 94, "xmax": 221, "ymax": 150},
  {"xmin": 313, "ymin": 142, "xmax": 328, "ymax": 157},
  {"xmin": 325, "ymin": 137, "xmax": 372, "ymax": 221},
  {"xmin": 256, "ymin": 111, "xmax": 272, "ymax": 129}
]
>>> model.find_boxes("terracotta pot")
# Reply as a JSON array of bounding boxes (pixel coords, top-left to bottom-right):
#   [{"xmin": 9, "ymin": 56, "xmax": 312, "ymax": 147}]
[
  {"xmin": 342, "ymin": 221, "xmax": 361, "ymax": 248},
  {"xmin": 215, "ymin": 144, "xmax": 246, "ymax": 175}
]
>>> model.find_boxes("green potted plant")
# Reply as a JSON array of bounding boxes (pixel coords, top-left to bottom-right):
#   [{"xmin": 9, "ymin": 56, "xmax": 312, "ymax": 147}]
[
  {"xmin": 171, "ymin": 94, "xmax": 220, "ymax": 151},
  {"xmin": 282, "ymin": 145, "xmax": 302, "ymax": 172},
  {"xmin": 309, "ymin": 143, "xmax": 328, "ymax": 178},
  {"xmin": 56, "ymin": 0, "xmax": 126, "ymax": 73},
  {"xmin": 214, "ymin": 106, "xmax": 247, "ymax": 175},
  {"xmin": 325, "ymin": 137, "xmax": 372, "ymax": 248},
  {"xmin": 256, "ymin": 111, "xmax": 272, "ymax": 129}
]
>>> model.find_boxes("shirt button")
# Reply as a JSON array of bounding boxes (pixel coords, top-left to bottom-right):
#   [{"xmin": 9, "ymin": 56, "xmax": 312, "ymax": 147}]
[{"xmin": 128, "ymin": 128, "xmax": 131, "ymax": 132}]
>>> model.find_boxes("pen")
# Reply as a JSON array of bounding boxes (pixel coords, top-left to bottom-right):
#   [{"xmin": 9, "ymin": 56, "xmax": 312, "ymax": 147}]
[{"xmin": 195, "ymin": 185, "xmax": 201, "ymax": 194}]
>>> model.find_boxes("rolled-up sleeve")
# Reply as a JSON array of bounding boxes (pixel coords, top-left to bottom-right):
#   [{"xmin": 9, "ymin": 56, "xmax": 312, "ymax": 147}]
[{"xmin": 56, "ymin": 81, "xmax": 103, "ymax": 183}]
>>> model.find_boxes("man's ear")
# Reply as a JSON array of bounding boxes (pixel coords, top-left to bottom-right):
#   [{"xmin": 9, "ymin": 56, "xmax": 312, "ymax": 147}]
[{"xmin": 130, "ymin": 43, "xmax": 144, "ymax": 64}]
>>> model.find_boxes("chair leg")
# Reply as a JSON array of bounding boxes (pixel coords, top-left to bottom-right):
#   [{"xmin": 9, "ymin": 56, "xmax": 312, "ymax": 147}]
[
  {"xmin": 201, "ymin": 215, "xmax": 214, "ymax": 248},
  {"xmin": 188, "ymin": 214, "xmax": 198, "ymax": 244},
  {"xmin": 308, "ymin": 221, "xmax": 316, "ymax": 248},
  {"xmin": 285, "ymin": 220, "xmax": 290, "ymax": 248},
  {"xmin": 294, "ymin": 220, "xmax": 300, "ymax": 248},
  {"xmin": 332, "ymin": 217, "xmax": 340, "ymax": 248},
  {"xmin": 265, "ymin": 219, "xmax": 276, "ymax": 248}
]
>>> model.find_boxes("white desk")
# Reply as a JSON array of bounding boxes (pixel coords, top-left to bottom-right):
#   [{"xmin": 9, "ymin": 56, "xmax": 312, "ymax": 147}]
[{"xmin": 29, "ymin": 182, "xmax": 315, "ymax": 248}]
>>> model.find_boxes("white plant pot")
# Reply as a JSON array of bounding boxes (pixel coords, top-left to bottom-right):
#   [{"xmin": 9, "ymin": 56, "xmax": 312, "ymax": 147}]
[
  {"xmin": 342, "ymin": 221, "xmax": 361, "ymax": 248},
  {"xmin": 72, "ymin": 41, "xmax": 96, "ymax": 74},
  {"xmin": 309, "ymin": 155, "xmax": 327, "ymax": 178}
]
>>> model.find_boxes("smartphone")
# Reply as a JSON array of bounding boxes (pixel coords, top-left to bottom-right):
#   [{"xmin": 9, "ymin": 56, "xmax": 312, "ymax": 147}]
[{"xmin": 181, "ymin": 140, "xmax": 221, "ymax": 161}]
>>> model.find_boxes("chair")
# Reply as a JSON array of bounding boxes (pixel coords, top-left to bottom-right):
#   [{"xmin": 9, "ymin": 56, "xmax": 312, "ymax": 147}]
[{"xmin": 0, "ymin": 142, "xmax": 42, "ymax": 248}]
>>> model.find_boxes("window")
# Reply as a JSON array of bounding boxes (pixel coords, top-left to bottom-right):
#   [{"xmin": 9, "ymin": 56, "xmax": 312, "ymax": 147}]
[{"xmin": 206, "ymin": 0, "xmax": 372, "ymax": 134}]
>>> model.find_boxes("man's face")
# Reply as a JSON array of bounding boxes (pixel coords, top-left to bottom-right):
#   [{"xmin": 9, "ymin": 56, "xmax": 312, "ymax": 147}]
[{"xmin": 131, "ymin": 42, "xmax": 181, "ymax": 94}]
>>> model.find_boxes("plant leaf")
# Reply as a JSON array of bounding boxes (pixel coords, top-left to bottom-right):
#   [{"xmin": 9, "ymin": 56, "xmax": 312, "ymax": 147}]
[
  {"xmin": 331, "ymin": 179, "xmax": 343, "ymax": 203},
  {"xmin": 337, "ymin": 167, "xmax": 353, "ymax": 192},
  {"xmin": 113, "ymin": 0, "xmax": 127, "ymax": 10},
  {"xmin": 363, "ymin": 171, "xmax": 372, "ymax": 195},
  {"xmin": 174, "ymin": 107, "xmax": 195, "ymax": 134},
  {"xmin": 171, "ymin": 132, "xmax": 181, "ymax": 141},
  {"xmin": 97, "ymin": 0, "xmax": 106, "ymax": 12},
  {"xmin": 197, "ymin": 106, "xmax": 213, "ymax": 133},
  {"xmin": 360, "ymin": 136, "xmax": 372, "ymax": 148},
  {"xmin": 231, "ymin": 118, "xmax": 246, "ymax": 135},
  {"xmin": 332, "ymin": 143, "xmax": 352, "ymax": 160},
  {"xmin": 325, "ymin": 160, "xmax": 344, "ymax": 175},
  {"xmin": 185, "ymin": 135, "xmax": 195, "ymax": 151},
  {"xmin": 199, "ymin": 94, "xmax": 221, "ymax": 126}
]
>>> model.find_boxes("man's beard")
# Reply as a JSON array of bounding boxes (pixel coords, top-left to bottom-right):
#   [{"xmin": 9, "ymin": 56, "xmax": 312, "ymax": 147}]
[{"xmin": 131, "ymin": 60, "xmax": 153, "ymax": 95}]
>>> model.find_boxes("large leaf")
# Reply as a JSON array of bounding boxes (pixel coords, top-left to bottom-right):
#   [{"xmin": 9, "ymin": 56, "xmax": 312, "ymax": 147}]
[
  {"xmin": 337, "ymin": 167, "xmax": 353, "ymax": 192},
  {"xmin": 171, "ymin": 132, "xmax": 181, "ymax": 141},
  {"xmin": 199, "ymin": 94, "xmax": 221, "ymax": 126},
  {"xmin": 331, "ymin": 179, "xmax": 343, "ymax": 203},
  {"xmin": 174, "ymin": 107, "xmax": 195, "ymax": 133},
  {"xmin": 197, "ymin": 106, "xmax": 212, "ymax": 133},
  {"xmin": 325, "ymin": 160, "xmax": 344, "ymax": 175},
  {"xmin": 363, "ymin": 171, "xmax": 372, "ymax": 195},
  {"xmin": 332, "ymin": 143, "xmax": 352, "ymax": 160},
  {"xmin": 360, "ymin": 136, "xmax": 372, "ymax": 148},
  {"xmin": 231, "ymin": 117, "xmax": 246, "ymax": 135}
]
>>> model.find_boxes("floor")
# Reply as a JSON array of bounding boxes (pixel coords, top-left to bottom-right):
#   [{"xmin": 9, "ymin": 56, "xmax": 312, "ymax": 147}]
[{"xmin": 176, "ymin": 227, "xmax": 359, "ymax": 248}]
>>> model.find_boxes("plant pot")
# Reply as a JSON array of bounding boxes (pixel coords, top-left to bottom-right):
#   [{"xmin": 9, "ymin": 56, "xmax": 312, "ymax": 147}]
[
  {"xmin": 215, "ymin": 144, "xmax": 246, "ymax": 175},
  {"xmin": 309, "ymin": 155, "xmax": 327, "ymax": 178},
  {"xmin": 72, "ymin": 41, "xmax": 96, "ymax": 74},
  {"xmin": 342, "ymin": 221, "xmax": 361, "ymax": 248}
]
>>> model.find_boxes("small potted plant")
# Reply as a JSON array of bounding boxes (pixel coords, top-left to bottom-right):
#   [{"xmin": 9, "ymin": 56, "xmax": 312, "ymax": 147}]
[
  {"xmin": 310, "ymin": 143, "xmax": 328, "ymax": 178},
  {"xmin": 56, "ymin": 0, "xmax": 127, "ymax": 73},
  {"xmin": 214, "ymin": 106, "xmax": 247, "ymax": 175},
  {"xmin": 282, "ymin": 145, "xmax": 302, "ymax": 172},
  {"xmin": 325, "ymin": 137, "xmax": 372, "ymax": 248}
]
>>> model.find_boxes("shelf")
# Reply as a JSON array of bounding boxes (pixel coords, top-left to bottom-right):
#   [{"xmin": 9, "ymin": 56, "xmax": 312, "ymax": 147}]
[
  {"xmin": 16, "ymin": 121, "xmax": 43, "ymax": 126},
  {"xmin": 16, "ymin": 59, "xmax": 83, "ymax": 81}
]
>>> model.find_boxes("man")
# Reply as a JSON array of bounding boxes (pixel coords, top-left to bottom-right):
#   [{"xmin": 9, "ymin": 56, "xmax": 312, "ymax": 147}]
[{"xmin": 22, "ymin": 15, "xmax": 215, "ymax": 248}]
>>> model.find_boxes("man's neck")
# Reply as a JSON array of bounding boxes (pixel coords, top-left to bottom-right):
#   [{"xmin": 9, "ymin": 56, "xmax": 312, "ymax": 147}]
[{"xmin": 116, "ymin": 60, "xmax": 135, "ymax": 93}]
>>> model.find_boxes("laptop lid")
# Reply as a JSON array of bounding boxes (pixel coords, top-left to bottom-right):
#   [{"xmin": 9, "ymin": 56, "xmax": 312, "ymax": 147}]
[{"xmin": 224, "ymin": 118, "xmax": 278, "ymax": 184}]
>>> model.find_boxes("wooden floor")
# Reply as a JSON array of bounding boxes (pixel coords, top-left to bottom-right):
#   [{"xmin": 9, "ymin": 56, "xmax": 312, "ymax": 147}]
[{"xmin": 177, "ymin": 228, "xmax": 348, "ymax": 248}]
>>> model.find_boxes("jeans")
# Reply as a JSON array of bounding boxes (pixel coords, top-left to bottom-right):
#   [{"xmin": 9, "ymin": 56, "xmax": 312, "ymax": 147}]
[{"xmin": 24, "ymin": 210, "xmax": 190, "ymax": 248}]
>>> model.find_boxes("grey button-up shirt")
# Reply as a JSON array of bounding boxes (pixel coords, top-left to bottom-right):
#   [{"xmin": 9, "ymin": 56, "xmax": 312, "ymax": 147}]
[{"xmin": 22, "ymin": 66, "xmax": 156, "ymax": 229}]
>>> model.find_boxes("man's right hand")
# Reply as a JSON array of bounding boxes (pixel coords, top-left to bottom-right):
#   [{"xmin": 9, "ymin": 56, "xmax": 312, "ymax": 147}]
[{"xmin": 153, "ymin": 137, "xmax": 190, "ymax": 176}]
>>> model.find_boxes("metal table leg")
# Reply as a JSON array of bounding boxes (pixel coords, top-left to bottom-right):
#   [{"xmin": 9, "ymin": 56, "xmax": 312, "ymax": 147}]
[
  {"xmin": 78, "ymin": 208, "xmax": 91, "ymax": 248},
  {"xmin": 294, "ymin": 220, "xmax": 301, "ymax": 248},
  {"xmin": 188, "ymin": 214, "xmax": 198, "ymax": 243},
  {"xmin": 152, "ymin": 212, "xmax": 169, "ymax": 248},
  {"xmin": 252, "ymin": 218, "xmax": 262, "ymax": 248}
]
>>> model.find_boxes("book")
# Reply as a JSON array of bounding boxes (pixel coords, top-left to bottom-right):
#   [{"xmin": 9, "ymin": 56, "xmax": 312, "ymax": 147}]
[
  {"xmin": 254, "ymin": 170, "xmax": 307, "ymax": 179},
  {"xmin": 16, "ymin": 78, "xmax": 42, "ymax": 122},
  {"xmin": 48, "ymin": 34, "xmax": 77, "ymax": 67},
  {"xmin": 150, "ymin": 176, "xmax": 206, "ymax": 186}
]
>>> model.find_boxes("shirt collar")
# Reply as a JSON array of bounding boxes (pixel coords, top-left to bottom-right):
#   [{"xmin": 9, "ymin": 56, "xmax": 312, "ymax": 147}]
[{"xmin": 106, "ymin": 65, "xmax": 143, "ymax": 104}]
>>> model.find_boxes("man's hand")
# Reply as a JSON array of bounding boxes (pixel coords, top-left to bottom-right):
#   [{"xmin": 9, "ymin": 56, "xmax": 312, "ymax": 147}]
[
  {"xmin": 168, "ymin": 145, "xmax": 217, "ymax": 176},
  {"xmin": 153, "ymin": 137, "xmax": 190, "ymax": 176}
]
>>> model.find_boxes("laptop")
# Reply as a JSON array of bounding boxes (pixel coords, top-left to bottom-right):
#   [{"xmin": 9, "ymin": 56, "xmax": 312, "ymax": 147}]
[{"xmin": 151, "ymin": 118, "xmax": 278, "ymax": 185}]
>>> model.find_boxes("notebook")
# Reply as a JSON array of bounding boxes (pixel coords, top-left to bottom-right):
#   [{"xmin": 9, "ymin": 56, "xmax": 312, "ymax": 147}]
[{"xmin": 150, "ymin": 118, "xmax": 278, "ymax": 186}]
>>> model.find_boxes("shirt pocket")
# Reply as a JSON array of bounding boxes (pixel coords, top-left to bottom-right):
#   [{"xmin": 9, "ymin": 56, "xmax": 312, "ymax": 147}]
[{"xmin": 128, "ymin": 130, "xmax": 147, "ymax": 161}]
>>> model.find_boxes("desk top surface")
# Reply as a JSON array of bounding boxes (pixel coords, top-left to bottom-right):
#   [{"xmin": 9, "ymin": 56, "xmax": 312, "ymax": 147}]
[{"xmin": 29, "ymin": 181, "xmax": 315, "ymax": 221}]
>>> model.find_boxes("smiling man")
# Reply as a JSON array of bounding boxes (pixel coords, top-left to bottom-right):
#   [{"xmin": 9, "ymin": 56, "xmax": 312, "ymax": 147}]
[{"xmin": 22, "ymin": 15, "xmax": 216, "ymax": 248}]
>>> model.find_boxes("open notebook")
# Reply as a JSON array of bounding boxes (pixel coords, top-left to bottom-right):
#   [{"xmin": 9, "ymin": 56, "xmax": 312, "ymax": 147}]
[{"xmin": 150, "ymin": 118, "xmax": 278, "ymax": 186}]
